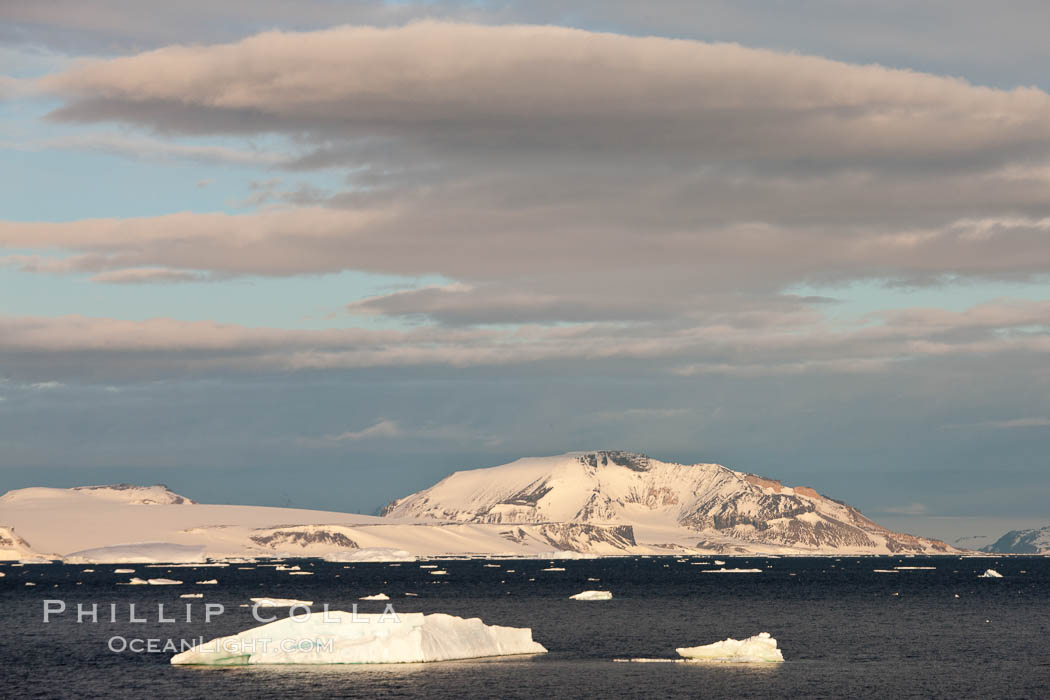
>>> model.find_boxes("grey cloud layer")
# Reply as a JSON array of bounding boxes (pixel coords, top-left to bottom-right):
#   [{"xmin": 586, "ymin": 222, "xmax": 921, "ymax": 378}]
[
  {"xmin": 2, "ymin": 299, "xmax": 1047, "ymax": 380},
  {"xmin": 0, "ymin": 22, "xmax": 1045, "ymax": 327}
]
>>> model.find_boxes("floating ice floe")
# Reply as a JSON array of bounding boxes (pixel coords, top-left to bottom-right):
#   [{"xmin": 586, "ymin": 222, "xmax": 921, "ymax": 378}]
[
  {"xmin": 894, "ymin": 566, "xmax": 936, "ymax": 571},
  {"xmin": 323, "ymin": 548, "xmax": 414, "ymax": 563},
  {"xmin": 274, "ymin": 565, "xmax": 300, "ymax": 571},
  {"xmin": 122, "ymin": 577, "xmax": 182, "ymax": 585},
  {"xmin": 676, "ymin": 633, "xmax": 783, "ymax": 663},
  {"xmin": 250, "ymin": 597, "xmax": 313, "ymax": 607},
  {"xmin": 359, "ymin": 593, "xmax": 390, "ymax": 601},
  {"xmin": 873, "ymin": 569, "xmax": 898, "ymax": 573},
  {"xmin": 701, "ymin": 568, "xmax": 762, "ymax": 574},
  {"xmin": 288, "ymin": 571, "xmax": 313, "ymax": 576},
  {"xmin": 180, "ymin": 593, "xmax": 203, "ymax": 599},
  {"xmin": 429, "ymin": 570, "xmax": 447, "ymax": 575},
  {"xmin": 170, "ymin": 612, "xmax": 547, "ymax": 665},
  {"xmin": 541, "ymin": 567, "xmax": 566, "ymax": 572},
  {"xmin": 196, "ymin": 579, "xmax": 218, "ymax": 585},
  {"xmin": 114, "ymin": 568, "xmax": 135, "ymax": 573},
  {"xmin": 979, "ymin": 569, "xmax": 1003, "ymax": 578},
  {"xmin": 569, "ymin": 590, "xmax": 612, "ymax": 601}
]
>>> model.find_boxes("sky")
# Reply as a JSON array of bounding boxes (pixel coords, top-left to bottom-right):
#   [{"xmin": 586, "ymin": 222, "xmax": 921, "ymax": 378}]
[{"xmin": 1, "ymin": 1, "xmax": 1049, "ymax": 543}]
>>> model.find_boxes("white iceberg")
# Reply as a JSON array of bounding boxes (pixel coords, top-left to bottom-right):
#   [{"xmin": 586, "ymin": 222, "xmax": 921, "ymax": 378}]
[
  {"xmin": 180, "ymin": 593, "xmax": 203, "ymax": 599},
  {"xmin": 701, "ymin": 568, "xmax": 762, "ymax": 573},
  {"xmin": 541, "ymin": 567, "xmax": 566, "ymax": 572},
  {"xmin": 251, "ymin": 597, "xmax": 314, "ymax": 607},
  {"xmin": 979, "ymin": 569, "xmax": 1003, "ymax": 578},
  {"xmin": 676, "ymin": 632, "xmax": 783, "ymax": 663},
  {"xmin": 196, "ymin": 579, "xmax": 218, "ymax": 585},
  {"xmin": 170, "ymin": 611, "xmax": 547, "ymax": 665},
  {"xmin": 359, "ymin": 593, "xmax": 390, "ymax": 601},
  {"xmin": 569, "ymin": 590, "xmax": 612, "ymax": 601},
  {"xmin": 323, "ymin": 548, "xmax": 414, "ymax": 563},
  {"xmin": 114, "ymin": 568, "xmax": 135, "ymax": 573}
]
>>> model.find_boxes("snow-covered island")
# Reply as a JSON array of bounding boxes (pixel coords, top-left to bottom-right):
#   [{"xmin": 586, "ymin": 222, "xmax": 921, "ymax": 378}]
[{"xmin": 0, "ymin": 451, "xmax": 956, "ymax": 561}]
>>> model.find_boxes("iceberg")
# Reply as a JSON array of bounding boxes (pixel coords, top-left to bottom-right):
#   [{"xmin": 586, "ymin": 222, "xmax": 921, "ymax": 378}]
[
  {"xmin": 979, "ymin": 569, "xmax": 1003, "ymax": 578},
  {"xmin": 170, "ymin": 611, "xmax": 548, "ymax": 665},
  {"xmin": 323, "ymin": 548, "xmax": 414, "ymax": 563},
  {"xmin": 196, "ymin": 579, "xmax": 218, "ymax": 585},
  {"xmin": 569, "ymin": 590, "xmax": 612, "ymax": 601},
  {"xmin": 359, "ymin": 593, "xmax": 390, "ymax": 601},
  {"xmin": 251, "ymin": 597, "xmax": 314, "ymax": 607},
  {"xmin": 676, "ymin": 632, "xmax": 783, "ymax": 663},
  {"xmin": 701, "ymin": 568, "xmax": 762, "ymax": 573}
]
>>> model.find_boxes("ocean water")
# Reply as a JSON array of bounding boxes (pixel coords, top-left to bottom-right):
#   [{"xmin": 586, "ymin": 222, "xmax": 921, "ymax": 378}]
[{"xmin": 2, "ymin": 556, "xmax": 1048, "ymax": 699}]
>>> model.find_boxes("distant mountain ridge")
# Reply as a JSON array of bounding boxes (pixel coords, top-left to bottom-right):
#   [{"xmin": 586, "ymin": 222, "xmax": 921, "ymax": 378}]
[
  {"xmin": 981, "ymin": 526, "xmax": 1050, "ymax": 554},
  {"xmin": 382, "ymin": 450, "xmax": 954, "ymax": 554}
]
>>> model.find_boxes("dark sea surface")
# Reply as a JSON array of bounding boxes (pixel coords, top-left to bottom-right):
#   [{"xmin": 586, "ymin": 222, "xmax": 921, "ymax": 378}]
[{"xmin": 2, "ymin": 555, "xmax": 1048, "ymax": 699}]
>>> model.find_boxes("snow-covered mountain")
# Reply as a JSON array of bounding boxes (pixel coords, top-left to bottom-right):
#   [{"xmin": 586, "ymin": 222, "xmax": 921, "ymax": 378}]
[
  {"xmin": 382, "ymin": 451, "xmax": 954, "ymax": 554},
  {"xmin": 981, "ymin": 526, "xmax": 1050, "ymax": 554},
  {"xmin": 0, "ymin": 452, "xmax": 955, "ymax": 560}
]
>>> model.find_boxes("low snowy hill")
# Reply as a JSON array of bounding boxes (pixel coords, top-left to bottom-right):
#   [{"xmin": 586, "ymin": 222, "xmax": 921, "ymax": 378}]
[
  {"xmin": 0, "ymin": 484, "xmax": 195, "ymax": 506},
  {"xmin": 981, "ymin": 526, "xmax": 1050, "ymax": 554},
  {"xmin": 382, "ymin": 451, "xmax": 954, "ymax": 554}
]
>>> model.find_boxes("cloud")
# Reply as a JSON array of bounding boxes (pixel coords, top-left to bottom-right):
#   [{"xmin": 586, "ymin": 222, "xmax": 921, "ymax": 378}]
[
  {"xmin": 303, "ymin": 418, "xmax": 501, "ymax": 447},
  {"xmin": 881, "ymin": 502, "xmax": 928, "ymax": 515},
  {"xmin": 323, "ymin": 418, "xmax": 401, "ymax": 441},
  {"xmin": 0, "ymin": 298, "xmax": 1046, "ymax": 380},
  {"xmin": 0, "ymin": 23, "xmax": 1043, "ymax": 333},
  {"xmin": 944, "ymin": 417, "xmax": 1050, "ymax": 430}
]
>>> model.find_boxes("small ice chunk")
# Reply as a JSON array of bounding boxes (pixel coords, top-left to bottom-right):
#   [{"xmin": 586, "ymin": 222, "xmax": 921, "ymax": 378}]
[
  {"xmin": 429, "ymin": 570, "xmax": 447, "ymax": 575},
  {"xmin": 288, "ymin": 571, "xmax": 313, "ymax": 575},
  {"xmin": 979, "ymin": 569, "xmax": 1003, "ymax": 578},
  {"xmin": 541, "ymin": 567, "xmax": 566, "ymax": 572},
  {"xmin": 359, "ymin": 593, "xmax": 390, "ymax": 601},
  {"xmin": 701, "ymin": 568, "xmax": 762, "ymax": 573},
  {"xmin": 170, "ymin": 612, "xmax": 547, "ymax": 665},
  {"xmin": 147, "ymin": 578, "xmax": 182, "ymax": 585},
  {"xmin": 569, "ymin": 590, "xmax": 612, "ymax": 601},
  {"xmin": 114, "ymin": 568, "xmax": 135, "ymax": 573},
  {"xmin": 677, "ymin": 632, "xmax": 783, "ymax": 663},
  {"xmin": 196, "ymin": 579, "xmax": 218, "ymax": 585},
  {"xmin": 180, "ymin": 593, "xmax": 204, "ymax": 599}
]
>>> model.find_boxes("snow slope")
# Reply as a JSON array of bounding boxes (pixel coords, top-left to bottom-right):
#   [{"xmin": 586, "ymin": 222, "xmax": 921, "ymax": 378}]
[
  {"xmin": 0, "ymin": 483, "xmax": 643, "ymax": 560},
  {"xmin": 382, "ymin": 451, "xmax": 954, "ymax": 554}
]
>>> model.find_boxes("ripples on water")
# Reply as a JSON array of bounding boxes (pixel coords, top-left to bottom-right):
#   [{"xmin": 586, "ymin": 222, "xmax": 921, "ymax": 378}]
[{"xmin": 3, "ymin": 556, "xmax": 1048, "ymax": 698}]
